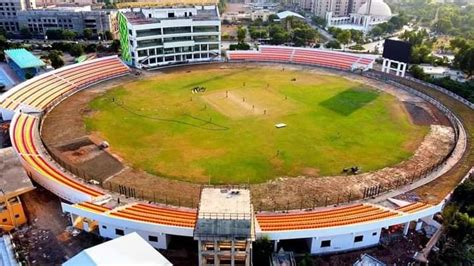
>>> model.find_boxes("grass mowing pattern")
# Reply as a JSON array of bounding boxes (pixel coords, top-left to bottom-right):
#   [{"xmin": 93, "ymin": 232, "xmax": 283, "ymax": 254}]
[{"xmin": 85, "ymin": 68, "xmax": 428, "ymax": 184}]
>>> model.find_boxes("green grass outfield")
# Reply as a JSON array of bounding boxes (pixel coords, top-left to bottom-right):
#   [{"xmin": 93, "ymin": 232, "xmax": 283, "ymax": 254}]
[{"xmin": 85, "ymin": 67, "xmax": 428, "ymax": 184}]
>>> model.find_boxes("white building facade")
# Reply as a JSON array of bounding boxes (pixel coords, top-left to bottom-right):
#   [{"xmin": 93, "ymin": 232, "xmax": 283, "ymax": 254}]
[
  {"xmin": 119, "ymin": 6, "xmax": 221, "ymax": 69},
  {"xmin": 325, "ymin": 0, "xmax": 392, "ymax": 32}
]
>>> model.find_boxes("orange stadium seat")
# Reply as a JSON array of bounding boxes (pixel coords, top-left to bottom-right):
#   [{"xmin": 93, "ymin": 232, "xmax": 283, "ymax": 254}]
[
  {"xmin": 1, "ymin": 57, "xmax": 129, "ymax": 111},
  {"xmin": 396, "ymin": 202, "xmax": 432, "ymax": 213},
  {"xmin": 77, "ymin": 202, "xmax": 111, "ymax": 213},
  {"xmin": 227, "ymin": 46, "xmax": 375, "ymax": 71},
  {"xmin": 256, "ymin": 204, "xmax": 400, "ymax": 231},
  {"xmin": 12, "ymin": 114, "xmax": 105, "ymax": 198},
  {"xmin": 109, "ymin": 204, "xmax": 197, "ymax": 228}
]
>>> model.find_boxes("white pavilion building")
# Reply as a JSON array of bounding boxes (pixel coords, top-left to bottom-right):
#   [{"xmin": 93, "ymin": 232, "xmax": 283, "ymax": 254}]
[{"xmin": 325, "ymin": 0, "xmax": 393, "ymax": 33}]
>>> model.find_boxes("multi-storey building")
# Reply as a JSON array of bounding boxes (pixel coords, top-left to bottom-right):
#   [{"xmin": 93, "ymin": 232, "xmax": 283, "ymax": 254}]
[
  {"xmin": 16, "ymin": 6, "xmax": 116, "ymax": 36},
  {"xmin": 0, "ymin": 0, "xmax": 35, "ymax": 32},
  {"xmin": 118, "ymin": 6, "xmax": 221, "ymax": 69},
  {"xmin": 313, "ymin": 0, "xmax": 358, "ymax": 18}
]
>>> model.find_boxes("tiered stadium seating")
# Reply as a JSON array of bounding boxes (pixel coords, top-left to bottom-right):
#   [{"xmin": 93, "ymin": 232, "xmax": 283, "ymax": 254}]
[
  {"xmin": 292, "ymin": 49, "xmax": 356, "ymax": 69},
  {"xmin": 76, "ymin": 202, "xmax": 111, "ymax": 213},
  {"xmin": 0, "ymin": 57, "xmax": 129, "ymax": 110},
  {"xmin": 256, "ymin": 204, "xmax": 400, "ymax": 231},
  {"xmin": 109, "ymin": 203, "xmax": 197, "ymax": 228},
  {"xmin": 11, "ymin": 113, "xmax": 105, "ymax": 198},
  {"xmin": 396, "ymin": 202, "xmax": 432, "ymax": 213},
  {"xmin": 227, "ymin": 45, "xmax": 375, "ymax": 71}
]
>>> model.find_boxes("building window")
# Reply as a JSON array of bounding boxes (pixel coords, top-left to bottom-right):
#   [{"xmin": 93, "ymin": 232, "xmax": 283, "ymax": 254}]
[
  {"xmin": 320, "ymin": 240, "xmax": 331, "ymax": 247},
  {"xmin": 354, "ymin": 235, "xmax": 363, "ymax": 242},
  {"xmin": 102, "ymin": 225, "xmax": 107, "ymax": 229},
  {"xmin": 148, "ymin": 235, "xmax": 158, "ymax": 242},
  {"xmin": 2, "ymin": 218, "xmax": 7, "ymax": 222},
  {"xmin": 14, "ymin": 214, "xmax": 20, "ymax": 219},
  {"xmin": 115, "ymin": 229, "xmax": 124, "ymax": 236}
]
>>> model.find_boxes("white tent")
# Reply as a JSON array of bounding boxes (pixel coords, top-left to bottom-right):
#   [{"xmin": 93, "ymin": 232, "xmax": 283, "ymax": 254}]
[{"xmin": 64, "ymin": 232, "xmax": 172, "ymax": 266}]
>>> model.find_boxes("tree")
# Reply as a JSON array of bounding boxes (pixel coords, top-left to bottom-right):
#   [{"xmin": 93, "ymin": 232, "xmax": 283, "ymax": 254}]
[
  {"xmin": 62, "ymin": 29, "xmax": 76, "ymax": 41},
  {"xmin": 349, "ymin": 29, "xmax": 363, "ymax": 44},
  {"xmin": 69, "ymin": 43, "xmax": 84, "ymax": 57},
  {"xmin": 218, "ymin": 0, "xmax": 227, "ymax": 14},
  {"xmin": 104, "ymin": 30, "xmax": 114, "ymax": 40},
  {"xmin": 293, "ymin": 27, "xmax": 316, "ymax": 47},
  {"xmin": 435, "ymin": 17, "xmax": 453, "ymax": 34},
  {"xmin": 25, "ymin": 72, "xmax": 34, "ymax": 79},
  {"xmin": 411, "ymin": 44, "xmax": 432, "ymax": 64},
  {"xmin": 269, "ymin": 24, "xmax": 288, "ymax": 45},
  {"xmin": 336, "ymin": 30, "xmax": 351, "ymax": 48},
  {"xmin": 85, "ymin": 43, "xmax": 97, "ymax": 53},
  {"xmin": 455, "ymin": 47, "xmax": 474, "ymax": 78},
  {"xmin": 450, "ymin": 38, "xmax": 470, "ymax": 51},
  {"xmin": 0, "ymin": 34, "xmax": 8, "ymax": 50},
  {"xmin": 83, "ymin": 29, "xmax": 93, "ymax": 40},
  {"xmin": 237, "ymin": 26, "xmax": 246, "ymax": 43},
  {"xmin": 312, "ymin": 16, "xmax": 327, "ymax": 27},
  {"xmin": 451, "ymin": 177, "xmax": 474, "ymax": 214},
  {"xmin": 48, "ymin": 50, "xmax": 64, "ymax": 69},
  {"xmin": 20, "ymin": 27, "xmax": 32, "ymax": 39},
  {"xmin": 249, "ymin": 27, "xmax": 268, "ymax": 40},
  {"xmin": 110, "ymin": 39, "xmax": 121, "ymax": 53},
  {"xmin": 46, "ymin": 29, "xmax": 63, "ymax": 40},
  {"xmin": 370, "ymin": 26, "xmax": 383, "ymax": 37},
  {"xmin": 325, "ymin": 40, "xmax": 341, "ymax": 49},
  {"xmin": 252, "ymin": 237, "xmax": 273, "ymax": 266},
  {"xmin": 410, "ymin": 65, "xmax": 426, "ymax": 80},
  {"xmin": 267, "ymin": 14, "xmax": 279, "ymax": 23},
  {"xmin": 229, "ymin": 42, "xmax": 250, "ymax": 50}
]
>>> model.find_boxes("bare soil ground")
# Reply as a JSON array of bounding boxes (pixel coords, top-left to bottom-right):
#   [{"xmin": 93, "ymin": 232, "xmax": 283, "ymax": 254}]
[
  {"xmin": 12, "ymin": 186, "xmax": 103, "ymax": 265},
  {"xmin": 40, "ymin": 64, "xmax": 458, "ymax": 210},
  {"xmin": 388, "ymin": 77, "xmax": 474, "ymax": 205},
  {"xmin": 54, "ymin": 137, "xmax": 123, "ymax": 182},
  {"xmin": 310, "ymin": 230, "xmax": 429, "ymax": 265}
]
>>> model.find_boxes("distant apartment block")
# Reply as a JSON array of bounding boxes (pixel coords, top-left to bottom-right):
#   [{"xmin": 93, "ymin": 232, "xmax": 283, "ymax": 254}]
[
  {"xmin": 17, "ymin": 6, "xmax": 116, "ymax": 36},
  {"xmin": 313, "ymin": 0, "xmax": 366, "ymax": 18},
  {"xmin": 0, "ymin": 0, "xmax": 116, "ymax": 37},
  {"xmin": 0, "ymin": 0, "xmax": 36, "ymax": 32}
]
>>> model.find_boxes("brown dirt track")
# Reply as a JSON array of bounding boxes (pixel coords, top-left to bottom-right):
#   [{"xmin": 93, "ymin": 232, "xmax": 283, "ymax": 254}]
[
  {"xmin": 386, "ymin": 77, "xmax": 473, "ymax": 204},
  {"xmin": 40, "ymin": 63, "xmax": 470, "ymax": 210}
]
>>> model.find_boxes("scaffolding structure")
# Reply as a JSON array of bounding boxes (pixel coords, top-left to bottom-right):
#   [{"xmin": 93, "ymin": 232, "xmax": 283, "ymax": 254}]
[{"xmin": 194, "ymin": 188, "xmax": 255, "ymax": 266}]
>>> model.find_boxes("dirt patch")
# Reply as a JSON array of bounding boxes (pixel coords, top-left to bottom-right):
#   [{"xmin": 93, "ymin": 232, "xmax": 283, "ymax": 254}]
[
  {"xmin": 403, "ymin": 102, "xmax": 436, "ymax": 125},
  {"xmin": 103, "ymin": 168, "xmax": 201, "ymax": 208},
  {"xmin": 51, "ymin": 137, "xmax": 123, "ymax": 182},
  {"xmin": 202, "ymin": 90, "xmax": 264, "ymax": 118},
  {"xmin": 403, "ymin": 101, "xmax": 451, "ymax": 126},
  {"xmin": 12, "ymin": 186, "xmax": 103, "ymax": 264},
  {"xmin": 301, "ymin": 167, "xmax": 320, "ymax": 177}
]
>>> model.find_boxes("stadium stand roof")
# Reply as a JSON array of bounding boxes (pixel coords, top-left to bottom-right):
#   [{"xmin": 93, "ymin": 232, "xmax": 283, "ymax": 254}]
[
  {"xmin": 276, "ymin": 11, "xmax": 304, "ymax": 20},
  {"xmin": 63, "ymin": 232, "xmax": 172, "ymax": 266},
  {"xmin": 4, "ymin": 49, "xmax": 45, "ymax": 69},
  {"xmin": 0, "ymin": 147, "xmax": 35, "ymax": 198}
]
